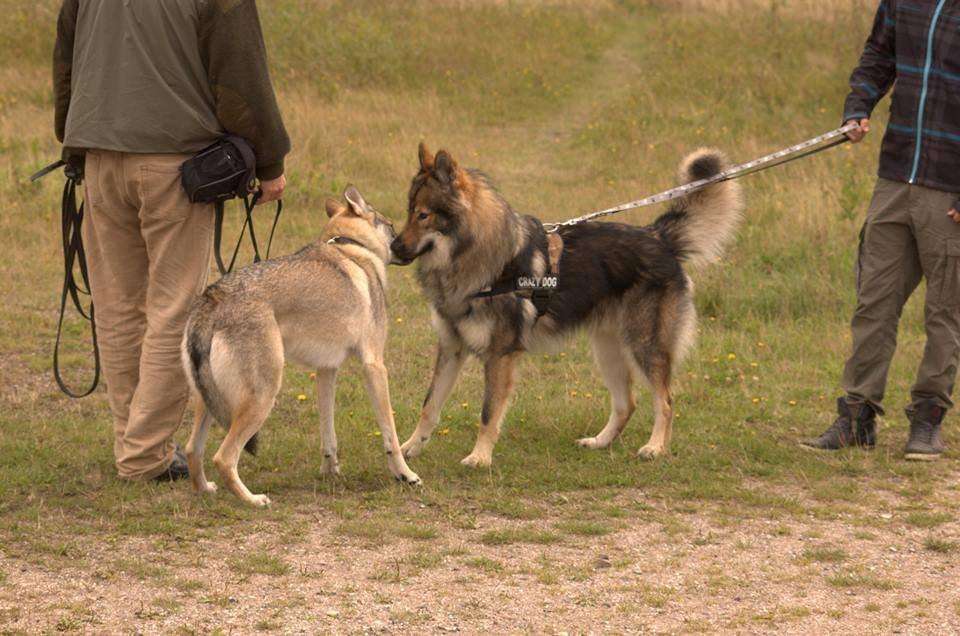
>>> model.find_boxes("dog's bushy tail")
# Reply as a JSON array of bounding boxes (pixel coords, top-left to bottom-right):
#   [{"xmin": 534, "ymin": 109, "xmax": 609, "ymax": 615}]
[
  {"xmin": 653, "ymin": 149, "xmax": 744, "ymax": 267},
  {"xmin": 182, "ymin": 314, "xmax": 258, "ymax": 456}
]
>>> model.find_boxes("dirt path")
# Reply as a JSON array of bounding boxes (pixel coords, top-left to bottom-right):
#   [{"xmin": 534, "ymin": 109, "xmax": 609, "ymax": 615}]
[{"xmin": 3, "ymin": 486, "xmax": 959, "ymax": 635}]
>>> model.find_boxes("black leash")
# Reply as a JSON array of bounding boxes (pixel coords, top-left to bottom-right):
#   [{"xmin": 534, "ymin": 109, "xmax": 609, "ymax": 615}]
[
  {"xmin": 214, "ymin": 192, "xmax": 283, "ymax": 275},
  {"xmin": 33, "ymin": 158, "xmax": 284, "ymax": 398},
  {"xmin": 32, "ymin": 160, "xmax": 101, "ymax": 397}
]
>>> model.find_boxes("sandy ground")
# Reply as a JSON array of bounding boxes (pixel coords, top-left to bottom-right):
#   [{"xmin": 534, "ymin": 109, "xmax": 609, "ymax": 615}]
[{"xmin": 3, "ymin": 489, "xmax": 959, "ymax": 635}]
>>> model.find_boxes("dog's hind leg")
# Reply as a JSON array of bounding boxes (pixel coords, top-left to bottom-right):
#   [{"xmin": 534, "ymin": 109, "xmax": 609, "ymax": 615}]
[
  {"xmin": 315, "ymin": 368, "xmax": 340, "ymax": 476},
  {"xmin": 362, "ymin": 358, "xmax": 421, "ymax": 485},
  {"xmin": 214, "ymin": 396, "xmax": 275, "ymax": 507},
  {"xmin": 632, "ymin": 349, "xmax": 674, "ymax": 460},
  {"xmin": 637, "ymin": 357, "xmax": 673, "ymax": 459},
  {"xmin": 577, "ymin": 331, "xmax": 636, "ymax": 450},
  {"xmin": 185, "ymin": 393, "xmax": 217, "ymax": 494},
  {"xmin": 462, "ymin": 351, "xmax": 521, "ymax": 467},
  {"xmin": 401, "ymin": 338, "xmax": 468, "ymax": 459}
]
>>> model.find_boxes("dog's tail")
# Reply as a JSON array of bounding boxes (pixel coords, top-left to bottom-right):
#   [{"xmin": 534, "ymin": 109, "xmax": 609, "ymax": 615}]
[
  {"xmin": 182, "ymin": 313, "xmax": 258, "ymax": 456},
  {"xmin": 653, "ymin": 149, "xmax": 744, "ymax": 268}
]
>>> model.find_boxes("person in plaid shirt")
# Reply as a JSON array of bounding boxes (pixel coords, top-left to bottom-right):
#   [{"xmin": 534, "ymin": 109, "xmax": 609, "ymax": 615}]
[{"xmin": 803, "ymin": 0, "xmax": 960, "ymax": 460}]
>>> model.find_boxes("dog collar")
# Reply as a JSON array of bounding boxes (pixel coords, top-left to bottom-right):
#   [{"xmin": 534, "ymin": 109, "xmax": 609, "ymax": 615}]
[{"xmin": 326, "ymin": 236, "xmax": 368, "ymax": 250}]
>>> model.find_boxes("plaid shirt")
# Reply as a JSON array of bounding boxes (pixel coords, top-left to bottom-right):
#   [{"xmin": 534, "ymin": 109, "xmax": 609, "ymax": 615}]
[{"xmin": 844, "ymin": 0, "xmax": 960, "ymax": 194}]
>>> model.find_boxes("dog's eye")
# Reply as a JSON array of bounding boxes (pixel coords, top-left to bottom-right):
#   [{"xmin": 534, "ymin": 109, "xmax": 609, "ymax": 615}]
[{"xmin": 417, "ymin": 212, "xmax": 429, "ymax": 221}]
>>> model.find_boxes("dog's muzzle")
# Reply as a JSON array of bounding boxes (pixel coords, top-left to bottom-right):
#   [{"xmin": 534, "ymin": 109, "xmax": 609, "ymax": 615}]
[{"xmin": 390, "ymin": 236, "xmax": 429, "ymax": 266}]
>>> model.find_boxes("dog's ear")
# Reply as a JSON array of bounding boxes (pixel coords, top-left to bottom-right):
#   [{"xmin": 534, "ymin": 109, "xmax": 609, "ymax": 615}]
[
  {"xmin": 325, "ymin": 198, "xmax": 346, "ymax": 218},
  {"xmin": 343, "ymin": 184, "xmax": 373, "ymax": 220},
  {"xmin": 418, "ymin": 142, "xmax": 435, "ymax": 171},
  {"xmin": 433, "ymin": 150, "xmax": 459, "ymax": 187}
]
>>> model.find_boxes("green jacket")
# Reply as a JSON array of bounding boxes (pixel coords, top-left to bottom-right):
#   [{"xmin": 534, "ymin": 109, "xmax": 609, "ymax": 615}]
[{"xmin": 54, "ymin": 0, "xmax": 289, "ymax": 180}]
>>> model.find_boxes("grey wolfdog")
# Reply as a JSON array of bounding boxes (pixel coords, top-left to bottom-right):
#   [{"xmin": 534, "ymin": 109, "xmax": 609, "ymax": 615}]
[
  {"xmin": 390, "ymin": 144, "xmax": 744, "ymax": 467},
  {"xmin": 181, "ymin": 186, "xmax": 420, "ymax": 507}
]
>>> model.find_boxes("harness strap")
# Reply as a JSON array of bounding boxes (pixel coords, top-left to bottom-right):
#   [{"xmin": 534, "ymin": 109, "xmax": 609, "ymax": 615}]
[
  {"xmin": 474, "ymin": 230, "xmax": 564, "ymax": 317},
  {"xmin": 547, "ymin": 233, "xmax": 563, "ymax": 276}
]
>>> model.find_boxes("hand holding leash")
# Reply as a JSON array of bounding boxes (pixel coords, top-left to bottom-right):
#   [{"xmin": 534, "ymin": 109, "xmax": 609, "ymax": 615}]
[
  {"xmin": 845, "ymin": 118, "xmax": 870, "ymax": 143},
  {"xmin": 258, "ymin": 174, "xmax": 286, "ymax": 202}
]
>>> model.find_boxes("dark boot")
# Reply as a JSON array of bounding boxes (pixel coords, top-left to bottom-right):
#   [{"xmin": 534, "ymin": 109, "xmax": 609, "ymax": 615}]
[
  {"xmin": 904, "ymin": 400, "xmax": 945, "ymax": 461},
  {"xmin": 152, "ymin": 446, "xmax": 190, "ymax": 482},
  {"xmin": 801, "ymin": 398, "xmax": 876, "ymax": 450}
]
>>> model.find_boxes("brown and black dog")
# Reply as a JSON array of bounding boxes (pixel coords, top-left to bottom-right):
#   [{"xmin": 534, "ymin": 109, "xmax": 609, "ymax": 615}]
[{"xmin": 391, "ymin": 144, "xmax": 743, "ymax": 467}]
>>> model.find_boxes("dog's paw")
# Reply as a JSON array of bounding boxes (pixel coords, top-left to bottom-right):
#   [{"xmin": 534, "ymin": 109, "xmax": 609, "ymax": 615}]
[
  {"xmin": 636, "ymin": 445, "xmax": 664, "ymax": 460},
  {"xmin": 394, "ymin": 470, "xmax": 422, "ymax": 487},
  {"xmin": 460, "ymin": 452, "xmax": 492, "ymax": 467},
  {"xmin": 320, "ymin": 459, "xmax": 341, "ymax": 477},
  {"xmin": 248, "ymin": 493, "xmax": 273, "ymax": 508},
  {"xmin": 576, "ymin": 436, "xmax": 604, "ymax": 449},
  {"xmin": 401, "ymin": 436, "xmax": 427, "ymax": 459},
  {"xmin": 198, "ymin": 481, "xmax": 218, "ymax": 494}
]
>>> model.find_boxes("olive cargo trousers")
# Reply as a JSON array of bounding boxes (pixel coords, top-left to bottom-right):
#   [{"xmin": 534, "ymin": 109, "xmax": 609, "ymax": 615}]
[
  {"xmin": 82, "ymin": 150, "xmax": 214, "ymax": 480},
  {"xmin": 843, "ymin": 177, "xmax": 960, "ymax": 415}
]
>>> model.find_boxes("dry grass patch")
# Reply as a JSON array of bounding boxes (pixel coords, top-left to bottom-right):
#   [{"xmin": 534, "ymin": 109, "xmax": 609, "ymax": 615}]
[
  {"xmin": 229, "ymin": 552, "xmax": 290, "ymax": 577},
  {"xmin": 480, "ymin": 527, "xmax": 563, "ymax": 546},
  {"xmin": 463, "ymin": 556, "xmax": 505, "ymax": 574},
  {"xmin": 649, "ymin": 0, "xmax": 873, "ymax": 19},
  {"xmin": 799, "ymin": 546, "xmax": 848, "ymax": 564}
]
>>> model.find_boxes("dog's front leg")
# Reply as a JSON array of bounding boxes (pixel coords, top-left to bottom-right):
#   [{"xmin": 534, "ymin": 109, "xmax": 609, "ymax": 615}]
[
  {"xmin": 315, "ymin": 368, "xmax": 340, "ymax": 476},
  {"xmin": 462, "ymin": 352, "xmax": 521, "ymax": 467},
  {"xmin": 362, "ymin": 359, "xmax": 421, "ymax": 485},
  {"xmin": 401, "ymin": 341, "xmax": 467, "ymax": 459}
]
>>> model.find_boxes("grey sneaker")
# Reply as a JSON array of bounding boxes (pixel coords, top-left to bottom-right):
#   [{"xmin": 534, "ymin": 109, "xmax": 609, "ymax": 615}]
[
  {"xmin": 801, "ymin": 398, "xmax": 876, "ymax": 450},
  {"xmin": 904, "ymin": 400, "xmax": 945, "ymax": 461}
]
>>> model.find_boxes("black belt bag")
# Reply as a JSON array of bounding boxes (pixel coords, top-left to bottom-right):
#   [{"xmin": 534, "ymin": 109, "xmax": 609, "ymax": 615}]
[
  {"xmin": 181, "ymin": 135, "xmax": 257, "ymax": 203},
  {"xmin": 180, "ymin": 136, "xmax": 281, "ymax": 274}
]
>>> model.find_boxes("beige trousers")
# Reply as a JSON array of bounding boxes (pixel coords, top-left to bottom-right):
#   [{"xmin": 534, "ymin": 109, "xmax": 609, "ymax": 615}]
[
  {"xmin": 843, "ymin": 178, "xmax": 960, "ymax": 415},
  {"xmin": 82, "ymin": 150, "xmax": 214, "ymax": 480}
]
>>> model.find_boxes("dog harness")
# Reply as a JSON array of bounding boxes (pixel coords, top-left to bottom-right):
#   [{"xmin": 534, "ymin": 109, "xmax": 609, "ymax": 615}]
[{"xmin": 474, "ymin": 232, "xmax": 563, "ymax": 316}]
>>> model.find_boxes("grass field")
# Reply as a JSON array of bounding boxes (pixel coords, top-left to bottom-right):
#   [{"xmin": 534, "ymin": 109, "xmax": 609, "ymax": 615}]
[{"xmin": 2, "ymin": 1, "xmax": 960, "ymax": 634}]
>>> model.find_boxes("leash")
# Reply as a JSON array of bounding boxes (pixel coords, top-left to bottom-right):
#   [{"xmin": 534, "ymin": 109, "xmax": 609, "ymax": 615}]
[
  {"xmin": 31, "ymin": 159, "xmax": 101, "ymax": 397},
  {"xmin": 32, "ymin": 157, "xmax": 283, "ymax": 397},
  {"xmin": 545, "ymin": 122, "xmax": 859, "ymax": 232},
  {"xmin": 214, "ymin": 191, "xmax": 283, "ymax": 275}
]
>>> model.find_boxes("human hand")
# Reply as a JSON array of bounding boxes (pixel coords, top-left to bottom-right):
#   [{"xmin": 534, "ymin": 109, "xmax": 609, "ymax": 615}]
[
  {"xmin": 845, "ymin": 118, "xmax": 870, "ymax": 143},
  {"xmin": 948, "ymin": 207, "xmax": 960, "ymax": 223},
  {"xmin": 259, "ymin": 174, "xmax": 286, "ymax": 202}
]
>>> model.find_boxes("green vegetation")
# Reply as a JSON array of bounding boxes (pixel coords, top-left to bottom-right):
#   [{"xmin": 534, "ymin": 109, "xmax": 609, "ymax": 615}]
[{"xmin": 0, "ymin": 0, "xmax": 955, "ymax": 631}]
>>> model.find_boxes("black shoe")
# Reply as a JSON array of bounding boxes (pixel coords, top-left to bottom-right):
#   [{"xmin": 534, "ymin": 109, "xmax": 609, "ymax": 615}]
[
  {"xmin": 800, "ymin": 398, "xmax": 876, "ymax": 450},
  {"xmin": 904, "ymin": 400, "xmax": 945, "ymax": 461},
  {"xmin": 152, "ymin": 446, "xmax": 190, "ymax": 482}
]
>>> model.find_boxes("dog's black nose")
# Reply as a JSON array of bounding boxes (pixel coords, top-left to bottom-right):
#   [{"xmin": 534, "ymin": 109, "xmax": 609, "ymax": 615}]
[{"xmin": 390, "ymin": 237, "xmax": 405, "ymax": 257}]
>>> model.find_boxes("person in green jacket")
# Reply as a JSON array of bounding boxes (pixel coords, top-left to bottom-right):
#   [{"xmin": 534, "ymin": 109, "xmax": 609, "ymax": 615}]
[{"xmin": 53, "ymin": 0, "xmax": 291, "ymax": 481}]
